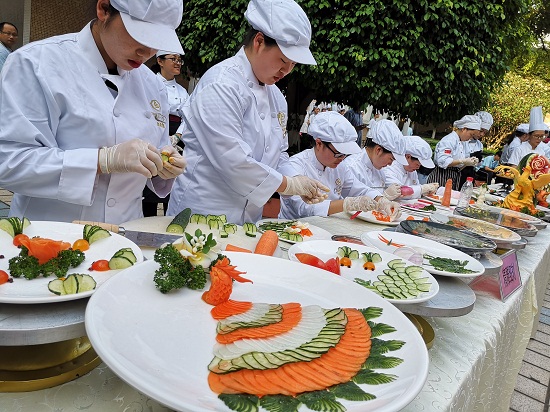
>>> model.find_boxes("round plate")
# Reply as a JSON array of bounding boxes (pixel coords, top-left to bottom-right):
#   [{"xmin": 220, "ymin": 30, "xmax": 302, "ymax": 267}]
[
  {"xmin": 350, "ymin": 211, "xmax": 420, "ymax": 226},
  {"xmin": 361, "ymin": 231, "xmax": 485, "ymax": 278},
  {"xmin": 0, "ymin": 221, "xmax": 143, "ymax": 304},
  {"xmin": 287, "ymin": 240, "xmax": 439, "ymax": 304},
  {"xmin": 85, "ymin": 254, "xmax": 429, "ymax": 412},
  {"xmin": 256, "ymin": 218, "xmax": 332, "ymax": 244},
  {"xmin": 429, "ymin": 213, "xmax": 522, "ymax": 243}
]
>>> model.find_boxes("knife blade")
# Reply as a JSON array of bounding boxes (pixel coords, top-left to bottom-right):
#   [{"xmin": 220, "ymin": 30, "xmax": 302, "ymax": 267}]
[{"xmin": 72, "ymin": 220, "xmax": 182, "ymax": 248}]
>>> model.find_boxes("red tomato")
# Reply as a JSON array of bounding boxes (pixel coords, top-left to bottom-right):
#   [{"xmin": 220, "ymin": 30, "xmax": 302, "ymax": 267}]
[
  {"xmin": 13, "ymin": 234, "xmax": 30, "ymax": 247},
  {"xmin": 0, "ymin": 270, "xmax": 10, "ymax": 285},
  {"xmin": 324, "ymin": 257, "xmax": 341, "ymax": 275},
  {"xmin": 295, "ymin": 253, "xmax": 328, "ymax": 271},
  {"xmin": 90, "ymin": 259, "xmax": 110, "ymax": 271},
  {"xmin": 72, "ymin": 239, "xmax": 90, "ymax": 252}
]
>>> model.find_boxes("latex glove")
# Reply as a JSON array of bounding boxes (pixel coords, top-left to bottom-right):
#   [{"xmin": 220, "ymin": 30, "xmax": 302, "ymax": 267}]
[
  {"xmin": 383, "ymin": 183, "xmax": 402, "ymax": 200},
  {"xmin": 157, "ymin": 146, "xmax": 187, "ymax": 180},
  {"xmin": 376, "ymin": 197, "xmax": 401, "ymax": 220},
  {"xmin": 421, "ymin": 182, "xmax": 439, "ymax": 195},
  {"xmin": 462, "ymin": 157, "xmax": 478, "ymax": 167},
  {"xmin": 280, "ymin": 176, "xmax": 330, "ymax": 203},
  {"xmin": 343, "ymin": 196, "xmax": 377, "ymax": 212},
  {"xmin": 99, "ymin": 138, "xmax": 163, "ymax": 178}
]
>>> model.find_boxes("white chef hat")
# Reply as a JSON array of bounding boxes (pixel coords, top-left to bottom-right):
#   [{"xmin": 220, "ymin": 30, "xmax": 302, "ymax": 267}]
[
  {"xmin": 516, "ymin": 123, "xmax": 530, "ymax": 134},
  {"xmin": 475, "ymin": 111, "xmax": 493, "ymax": 130},
  {"xmin": 245, "ymin": 0, "xmax": 316, "ymax": 65},
  {"xmin": 529, "ymin": 106, "xmax": 549, "ymax": 133},
  {"xmin": 406, "ymin": 136, "xmax": 435, "ymax": 168},
  {"xmin": 110, "ymin": 0, "xmax": 184, "ymax": 54},
  {"xmin": 369, "ymin": 120, "xmax": 408, "ymax": 165},
  {"xmin": 453, "ymin": 115, "xmax": 481, "ymax": 130},
  {"xmin": 309, "ymin": 112, "xmax": 362, "ymax": 155},
  {"xmin": 156, "ymin": 50, "xmax": 184, "ymax": 57}
]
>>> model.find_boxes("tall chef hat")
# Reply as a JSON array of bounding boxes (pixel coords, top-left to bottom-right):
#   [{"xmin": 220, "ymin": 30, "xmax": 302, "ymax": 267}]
[{"xmin": 529, "ymin": 106, "xmax": 549, "ymax": 133}]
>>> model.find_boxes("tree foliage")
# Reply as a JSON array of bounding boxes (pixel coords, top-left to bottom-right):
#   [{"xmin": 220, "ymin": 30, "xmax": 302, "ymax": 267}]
[{"xmin": 178, "ymin": 0, "xmax": 530, "ymax": 124}]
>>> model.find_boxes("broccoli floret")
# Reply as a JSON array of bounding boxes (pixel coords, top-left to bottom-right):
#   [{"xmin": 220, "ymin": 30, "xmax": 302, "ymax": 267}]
[
  {"xmin": 8, "ymin": 247, "xmax": 86, "ymax": 280},
  {"xmin": 8, "ymin": 247, "xmax": 41, "ymax": 279},
  {"xmin": 153, "ymin": 244, "xmax": 208, "ymax": 293}
]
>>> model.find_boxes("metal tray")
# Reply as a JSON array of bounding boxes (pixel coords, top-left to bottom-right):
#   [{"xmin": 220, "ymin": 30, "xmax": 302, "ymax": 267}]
[{"xmin": 454, "ymin": 206, "xmax": 538, "ymax": 237}]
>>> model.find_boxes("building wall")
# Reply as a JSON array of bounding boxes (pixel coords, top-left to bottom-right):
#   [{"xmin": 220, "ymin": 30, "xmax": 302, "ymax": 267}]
[{"xmin": 30, "ymin": 0, "xmax": 93, "ymax": 42}]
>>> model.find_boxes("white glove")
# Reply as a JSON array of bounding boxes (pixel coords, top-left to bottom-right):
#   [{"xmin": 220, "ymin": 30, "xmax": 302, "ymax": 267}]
[
  {"xmin": 383, "ymin": 184, "xmax": 402, "ymax": 200},
  {"xmin": 462, "ymin": 157, "xmax": 478, "ymax": 167},
  {"xmin": 280, "ymin": 176, "xmax": 330, "ymax": 204},
  {"xmin": 99, "ymin": 139, "xmax": 163, "ymax": 178},
  {"xmin": 375, "ymin": 197, "xmax": 401, "ymax": 220},
  {"xmin": 343, "ymin": 196, "xmax": 377, "ymax": 212},
  {"xmin": 157, "ymin": 146, "xmax": 187, "ymax": 180},
  {"xmin": 421, "ymin": 183, "xmax": 439, "ymax": 195}
]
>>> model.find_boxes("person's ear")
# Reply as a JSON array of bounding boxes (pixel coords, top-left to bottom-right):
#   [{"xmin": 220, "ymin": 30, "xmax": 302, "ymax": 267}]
[{"xmin": 96, "ymin": 0, "xmax": 111, "ymax": 22}]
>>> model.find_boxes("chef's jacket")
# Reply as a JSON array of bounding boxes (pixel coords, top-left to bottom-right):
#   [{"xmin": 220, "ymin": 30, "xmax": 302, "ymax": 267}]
[
  {"xmin": 157, "ymin": 72, "xmax": 189, "ymax": 117},
  {"xmin": 463, "ymin": 139, "xmax": 483, "ymax": 157},
  {"xmin": 384, "ymin": 162, "xmax": 422, "ymax": 199},
  {"xmin": 501, "ymin": 136, "xmax": 522, "ymax": 164},
  {"xmin": 279, "ymin": 149, "xmax": 369, "ymax": 219},
  {"xmin": 433, "ymin": 131, "xmax": 465, "ymax": 168},
  {"xmin": 508, "ymin": 141, "xmax": 546, "ymax": 166},
  {"xmin": 167, "ymin": 47, "xmax": 295, "ymax": 225},
  {"xmin": 0, "ymin": 23, "xmax": 172, "ymax": 224},
  {"xmin": 343, "ymin": 150, "xmax": 386, "ymax": 199}
]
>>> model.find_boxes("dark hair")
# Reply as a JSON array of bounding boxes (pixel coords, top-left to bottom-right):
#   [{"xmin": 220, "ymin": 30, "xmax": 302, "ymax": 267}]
[
  {"xmin": 242, "ymin": 27, "xmax": 277, "ymax": 49},
  {"xmin": 150, "ymin": 62, "xmax": 161, "ymax": 74},
  {"xmin": 0, "ymin": 22, "xmax": 18, "ymax": 32},
  {"xmin": 365, "ymin": 138, "xmax": 391, "ymax": 153},
  {"xmin": 495, "ymin": 151, "xmax": 503, "ymax": 156}
]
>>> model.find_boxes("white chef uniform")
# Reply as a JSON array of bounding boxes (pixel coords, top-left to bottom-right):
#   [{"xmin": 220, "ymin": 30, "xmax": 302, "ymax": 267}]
[
  {"xmin": 343, "ymin": 151, "xmax": 386, "ymax": 199},
  {"xmin": 157, "ymin": 72, "xmax": 189, "ymax": 117},
  {"xmin": 508, "ymin": 141, "xmax": 546, "ymax": 166},
  {"xmin": 501, "ymin": 136, "xmax": 522, "ymax": 164},
  {"xmin": 167, "ymin": 47, "xmax": 295, "ymax": 225},
  {"xmin": 384, "ymin": 162, "xmax": 422, "ymax": 199},
  {"xmin": 279, "ymin": 149, "xmax": 369, "ymax": 219},
  {"xmin": 463, "ymin": 139, "xmax": 483, "ymax": 157},
  {"xmin": 426, "ymin": 131, "xmax": 466, "ymax": 190},
  {"xmin": 0, "ymin": 23, "xmax": 172, "ymax": 224}
]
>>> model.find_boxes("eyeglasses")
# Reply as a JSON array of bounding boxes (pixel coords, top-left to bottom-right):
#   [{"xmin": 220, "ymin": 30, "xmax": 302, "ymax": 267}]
[
  {"xmin": 531, "ymin": 134, "xmax": 546, "ymax": 140},
  {"xmin": 0, "ymin": 32, "xmax": 18, "ymax": 37},
  {"xmin": 322, "ymin": 141, "xmax": 348, "ymax": 159},
  {"xmin": 161, "ymin": 57, "xmax": 182, "ymax": 64}
]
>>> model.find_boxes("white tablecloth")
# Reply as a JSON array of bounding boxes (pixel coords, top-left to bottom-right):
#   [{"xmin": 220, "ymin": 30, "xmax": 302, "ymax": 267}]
[{"xmin": 1, "ymin": 213, "xmax": 547, "ymax": 412}]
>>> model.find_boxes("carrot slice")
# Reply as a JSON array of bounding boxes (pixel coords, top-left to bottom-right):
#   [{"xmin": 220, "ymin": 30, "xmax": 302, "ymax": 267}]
[
  {"xmin": 225, "ymin": 244, "xmax": 252, "ymax": 253},
  {"xmin": 18, "ymin": 237, "xmax": 71, "ymax": 265},
  {"xmin": 211, "ymin": 300, "xmax": 253, "ymax": 320},
  {"xmin": 254, "ymin": 230, "xmax": 279, "ymax": 256},
  {"xmin": 208, "ymin": 308, "xmax": 371, "ymax": 396},
  {"xmin": 216, "ymin": 302, "xmax": 302, "ymax": 344},
  {"xmin": 441, "ymin": 178, "xmax": 452, "ymax": 207}
]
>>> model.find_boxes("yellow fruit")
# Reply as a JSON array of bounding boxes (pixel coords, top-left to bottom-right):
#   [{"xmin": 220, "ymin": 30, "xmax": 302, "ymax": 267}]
[{"xmin": 161, "ymin": 153, "xmax": 170, "ymax": 163}]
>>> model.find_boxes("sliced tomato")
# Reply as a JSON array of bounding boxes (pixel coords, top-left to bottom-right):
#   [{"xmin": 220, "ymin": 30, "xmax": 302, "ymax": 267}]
[
  {"xmin": 294, "ymin": 253, "xmax": 328, "ymax": 271},
  {"xmin": 90, "ymin": 259, "xmax": 110, "ymax": 271},
  {"xmin": 13, "ymin": 233, "xmax": 30, "ymax": 247},
  {"xmin": 324, "ymin": 257, "xmax": 341, "ymax": 275}
]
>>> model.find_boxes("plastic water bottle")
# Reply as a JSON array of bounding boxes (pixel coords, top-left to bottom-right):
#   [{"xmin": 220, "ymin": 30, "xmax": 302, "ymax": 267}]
[{"xmin": 457, "ymin": 177, "xmax": 474, "ymax": 208}]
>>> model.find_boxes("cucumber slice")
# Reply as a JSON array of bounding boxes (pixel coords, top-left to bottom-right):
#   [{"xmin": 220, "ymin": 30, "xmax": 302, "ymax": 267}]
[
  {"xmin": 348, "ymin": 250, "xmax": 360, "ymax": 260},
  {"xmin": 0, "ymin": 219, "xmax": 15, "ymax": 237},
  {"xmin": 48, "ymin": 279, "xmax": 66, "ymax": 295},
  {"xmin": 166, "ymin": 208, "xmax": 192, "ymax": 234},
  {"xmin": 0, "ymin": 217, "xmax": 30, "ymax": 237},
  {"xmin": 108, "ymin": 257, "xmax": 134, "ymax": 270},
  {"xmin": 83, "ymin": 224, "xmax": 112, "ymax": 244},
  {"xmin": 371, "ymin": 253, "xmax": 382, "ymax": 263},
  {"xmin": 77, "ymin": 274, "xmax": 97, "ymax": 292},
  {"xmin": 219, "ymin": 230, "xmax": 228, "ymax": 238},
  {"xmin": 22, "ymin": 217, "xmax": 31, "ymax": 230},
  {"xmin": 218, "ymin": 214, "xmax": 227, "ymax": 223},
  {"xmin": 223, "ymin": 224, "xmax": 237, "ymax": 234},
  {"xmin": 208, "ymin": 219, "xmax": 220, "ymax": 230},
  {"xmin": 63, "ymin": 274, "xmax": 79, "ymax": 294},
  {"xmin": 243, "ymin": 222, "xmax": 257, "ymax": 237},
  {"xmin": 111, "ymin": 248, "xmax": 137, "ymax": 263}
]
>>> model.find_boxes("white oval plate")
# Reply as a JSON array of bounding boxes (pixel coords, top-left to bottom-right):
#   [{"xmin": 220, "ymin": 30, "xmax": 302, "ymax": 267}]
[
  {"xmin": 0, "ymin": 221, "xmax": 143, "ymax": 304},
  {"xmin": 85, "ymin": 253, "xmax": 429, "ymax": 412},
  {"xmin": 423, "ymin": 194, "xmax": 458, "ymax": 206},
  {"xmin": 429, "ymin": 213, "xmax": 521, "ymax": 243},
  {"xmin": 287, "ymin": 240, "xmax": 439, "ymax": 304},
  {"xmin": 351, "ymin": 210, "xmax": 418, "ymax": 226},
  {"xmin": 361, "ymin": 231, "xmax": 484, "ymax": 278},
  {"xmin": 256, "ymin": 218, "xmax": 332, "ymax": 244}
]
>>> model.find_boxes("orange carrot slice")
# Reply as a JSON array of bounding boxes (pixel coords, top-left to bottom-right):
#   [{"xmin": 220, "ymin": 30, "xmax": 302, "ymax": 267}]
[
  {"xmin": 441, "ymin": 178, "xmax": 452, "ymax": 207},
  {"xmin": 18, "ymin": 237, "xmax": 71, "ymax": 265},
  {"xmin": 207, "ymin": 308, "xmax": 371, "ymax": 396},
  {"xmin": 211, "ymin": 300, "xmax": 253, "ymax": 320},
  {"xmin": 254, "ymin": 230, "xmax": 279, "ymax": 256},
  {"xmin": 216, "ymin": 302, "xmax": 302, "ymax": 344},
  {"xmin": 225, "ymin": 244, "xmax": 252, "ymax": 253}
]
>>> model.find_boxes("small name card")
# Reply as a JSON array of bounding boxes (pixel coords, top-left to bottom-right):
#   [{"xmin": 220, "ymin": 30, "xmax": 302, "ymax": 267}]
[{"xmin": 498, "ymin": 250, "xmax": 522, "ymax": 301}]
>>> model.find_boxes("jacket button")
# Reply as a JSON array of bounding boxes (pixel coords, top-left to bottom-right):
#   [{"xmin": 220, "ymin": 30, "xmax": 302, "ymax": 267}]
[
  {"xmin": 248, "ymin": 81, "xmax": 254, "ymax": 88},
  {"xmin": 113, "ymin": 110, "xmax": 120, "ymax": 117},
  {"xmin": 145, "ymin": 112, "xmax": 152, "ymax": 118},
  {"xmin": 265, "ymin": 146, "xmax": 269, "ymax": 152},
  {"xmin": 260, "ymin": 113, "xmax": 265, "ymax": 120},
  {"xmin": 271, "ymin": 112, "xmax": 276, "ymax": 118},
  {"xmin": 107, "ymin": 198, "xmax": 116, "ymax": 207}
]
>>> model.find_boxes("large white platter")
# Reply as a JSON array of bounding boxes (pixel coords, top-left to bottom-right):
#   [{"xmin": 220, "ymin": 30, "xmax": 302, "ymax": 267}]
[
  {"xmin": 0, "ymin": 221, "xmax": 143, "ymax": 304},
  {"xmin": 361, "ymin": 231, "xmax": 484, "ymax": 278},
  {"xmin": 287, "ymin": 240, "xmax": 439, "ymax": 304},
  {"xmin": 256, "ymin": 218, "xmax": 332, "ymax": 244},
  {"xmin": 85, "ymin": 253, "xmax": 429, "ymax": 412}
]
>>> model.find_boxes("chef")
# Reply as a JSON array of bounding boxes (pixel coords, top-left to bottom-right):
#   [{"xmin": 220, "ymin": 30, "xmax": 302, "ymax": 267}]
[
  {"xmin": 426, "ymin": 115, "xmax": 481, "ymax": 190},
  {"xmin": 384, "ymin": 136, "xmax": 439, "ymax": 199},
  {"xmin": 459, "ymin": 110, "xmax": 493, "ymax": 187},
  {"xmin": 344, "ymin": 119, "xmax": 408, "ymax": 200},
  {"xmin": 0, "ymin": 0, "xmax": 187, "ymax": 224},
  {"xmin": 279, "ymin": 111, "xmax": 400, "ymax": 219},
  {"xmin": 167, "ymin": 0, "xmax": 329, "ymax": 225},
  {"xmin": 508, "ymin": 106, "xmax": 549, "ymax": 167}
]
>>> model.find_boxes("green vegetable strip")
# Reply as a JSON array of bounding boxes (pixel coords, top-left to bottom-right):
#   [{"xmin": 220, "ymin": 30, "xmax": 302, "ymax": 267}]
[
  {"xmin": 423, "ymin": 254, "xmax": 476, "ymax": 273},
  {"xmin": 258, "ymin": 220, "xmax": 297, "ymax": 233}
]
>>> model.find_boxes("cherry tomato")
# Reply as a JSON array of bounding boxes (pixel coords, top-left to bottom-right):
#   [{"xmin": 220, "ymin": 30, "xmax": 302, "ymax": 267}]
[
  {"xmin": 0, "ymin": 270, "xmax": 11, "ymax": 285},
  {"xmin": 72, "ymin": 239, "xmax": 90, "ymax": 252},
  {"xmin": 90, "ymin": 259, "xmax": 110, "ymax": 271},
  {"xmin": 13, "ymin": 233, "xmax": 29, "ymax": 247},
  {"xmin": 324, "ymin": 257, "xmax": 341, "ymax": 275},
  {"xmin": 295, "ymin": 253, "xmax": 328, "ymax": 271}
]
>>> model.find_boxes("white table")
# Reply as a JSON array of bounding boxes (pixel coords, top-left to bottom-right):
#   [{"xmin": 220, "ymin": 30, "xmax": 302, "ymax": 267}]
[{"xmin": 1, "ymin": 213, "xmax": 546, "ymax": 411}]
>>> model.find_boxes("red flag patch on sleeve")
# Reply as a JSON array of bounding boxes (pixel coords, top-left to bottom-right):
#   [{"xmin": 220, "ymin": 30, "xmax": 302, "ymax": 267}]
[{"xmin": 444, "ymin": 149, "xmax": 452, "ymax": 154}]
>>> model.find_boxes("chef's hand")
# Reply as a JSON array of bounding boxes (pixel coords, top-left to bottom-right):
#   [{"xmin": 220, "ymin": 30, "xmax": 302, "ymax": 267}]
[
  {"xmin": 280, "ymin": 176, "xmax": 330, "ymax": 204},
  {"xmin": 343, "ymin": 196, "xmax": 377, "ymax": 212},
  {"xmin": 376, "ymin": 197, "xmax": 401, "ymax": 220},
  {"xmin": 157, "ymin": 146, "xmax": 187, "ymax": 179},
  {"xmin": 383, "ymin": 183, "xmax": 402, "ymax": 200},
  {"xmin": 421, "ymin": 182, "xmax": 439, "ymax": 195},
  {"xmin": 462, "ymin": 157, "xmax": 479, "ymax": 167},
  {"xmin": 99, "ymin": 139, "xmax": 163, "ymax": 178}
]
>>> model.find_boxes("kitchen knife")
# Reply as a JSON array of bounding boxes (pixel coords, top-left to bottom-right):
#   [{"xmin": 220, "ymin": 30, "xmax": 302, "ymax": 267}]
[{"xmin": 72, "ymin": 221, "xmax": 182, "ymax": 248}]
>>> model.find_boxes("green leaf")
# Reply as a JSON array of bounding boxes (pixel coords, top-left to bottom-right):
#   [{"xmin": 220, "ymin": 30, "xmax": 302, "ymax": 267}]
[
  {"xmin": 368, "ymin": 321, "xmax": 397, "ymax": 337},
  {"xmin": 218, "ymin": 393, "xmax": 259, "ymax": 412},
  {"xmin": 358, "ymin": 307, "xmax": 383, "ymax": 321},
  {"xmin": 297, "ymin": 390, "xmax": 345, "ymax": 412},
  {"xmin": 362, "ymin": 355, "xmax": 404, "ymax": 369},
  {"xmin": 370, "ymin": 338, "xmax": 406, "ymax": 355},
  {"xmin": 260, "ymin": 395, "xmax": 301, "ymax": 412},
  {"xmin": 329, "ymin": 381, "xmax": 376, "ymax": 401},
  {"xmin": 353, "ymin": 369, "xmax": 398, "ymax": 385}
]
